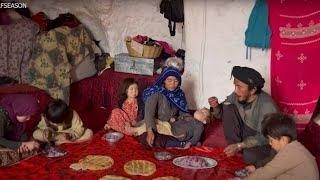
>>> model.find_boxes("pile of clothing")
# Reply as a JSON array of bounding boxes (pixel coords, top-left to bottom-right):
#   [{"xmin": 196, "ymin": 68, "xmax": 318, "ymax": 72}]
[{"xmin": 0, "ymin": 9, "xmax": 102, "ymax": 102}]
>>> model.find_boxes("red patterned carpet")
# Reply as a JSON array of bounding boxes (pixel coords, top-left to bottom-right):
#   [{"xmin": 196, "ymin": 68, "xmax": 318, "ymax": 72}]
[
  {"xmin": 0, "ymin": 73, "xmax": 245, "ymax": 179},
  {"xmin": 0, "ymin": 131, "xmax": 246, "ymax": 180}
]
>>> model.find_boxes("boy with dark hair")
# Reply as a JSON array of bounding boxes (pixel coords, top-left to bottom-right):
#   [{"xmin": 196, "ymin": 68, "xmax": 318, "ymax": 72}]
[
  {"xmin": 33, "ymin": 99, "xmax": 93, "ymax": 144},
  {"xmin": 261, "ymin": 113, "xmax": 297, "ymax": 145},
  {"xmin": 245, "ymin": 113, "xmax": 319, "ymax": 180}
]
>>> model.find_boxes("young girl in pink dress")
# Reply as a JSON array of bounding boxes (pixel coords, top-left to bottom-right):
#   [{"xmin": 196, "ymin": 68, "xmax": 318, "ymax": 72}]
[{"xmin": 104, "ymin": 78, "xmax": 144, "ymax": 135}]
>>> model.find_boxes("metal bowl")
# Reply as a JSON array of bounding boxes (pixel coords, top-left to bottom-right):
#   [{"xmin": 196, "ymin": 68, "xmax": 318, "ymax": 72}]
[
  {"xmin": 102, "ymin": 132, "xmax": 124, "ymax": 143},
  {"xmin": 42, "ymin": 146, "xmax": 67, "ymax": 158},
  {"xmin": 154, "ymin": 151, "xmax": 173, "ymax": 161}
]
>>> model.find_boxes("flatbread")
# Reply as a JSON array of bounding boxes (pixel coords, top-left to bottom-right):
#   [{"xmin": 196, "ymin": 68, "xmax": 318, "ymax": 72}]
[
  {"xmin": 70, "ymin": 155, "xmax": 114, "ymax": 171},
  {"xmin": 153, "ymin": 176, "xmax": 180, "ymax": 180},
  {"xmin": 70, "ymin": 163, "xmax": 82, "ymax": 170},
  {"xmin": 124, "ymin": 160, "xmax": 156, "ymax": 176},
  {"xmin": 99, "ymin": 175, "xmax": 131, "ymax": 180}
]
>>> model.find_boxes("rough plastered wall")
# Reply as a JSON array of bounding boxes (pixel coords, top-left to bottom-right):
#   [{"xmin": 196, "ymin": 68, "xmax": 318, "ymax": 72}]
[
  {"xmin": 17, "ymin": 0, "xmax": 271, "ymax": 109},
  {"xmin": 183, "ymin": 0, "xmax": 271, "ymax": 109},
  {"xmin": 18, "ymin": 0, "xmax": 183, "ymax": 55}
]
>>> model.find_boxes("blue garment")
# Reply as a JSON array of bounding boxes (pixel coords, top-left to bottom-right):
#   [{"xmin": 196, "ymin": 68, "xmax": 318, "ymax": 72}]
[
  {"xmin": 245, "ymin": 0, "xmax": 271, "ymax": 59},
  {"xmin": 143, "ymin": 67, "xmax": 188, "ymax": 113}
]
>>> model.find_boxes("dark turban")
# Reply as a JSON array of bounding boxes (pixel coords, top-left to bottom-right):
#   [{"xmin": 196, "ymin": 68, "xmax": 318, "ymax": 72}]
[{"xmin": 231, "ymin": 66, "xmax": 265, "ymax": 88}]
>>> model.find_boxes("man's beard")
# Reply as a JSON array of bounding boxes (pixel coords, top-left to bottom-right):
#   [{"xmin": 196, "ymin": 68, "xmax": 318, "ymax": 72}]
[
  {"xmin": 238, "ymin": 99, "xmax": 247, "ymax": 104},
  {"xmin": 237, "ymin": 96, "xmax": 249, "ymax": 105}
]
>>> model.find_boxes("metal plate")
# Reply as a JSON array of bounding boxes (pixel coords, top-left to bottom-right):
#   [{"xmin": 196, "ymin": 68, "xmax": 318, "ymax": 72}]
[{"xmin": 172, "ymin": 156, "xmax": 217, "ymax": 169}]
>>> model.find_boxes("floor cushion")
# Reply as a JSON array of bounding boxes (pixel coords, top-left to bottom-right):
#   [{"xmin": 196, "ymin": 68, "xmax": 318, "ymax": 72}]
[{"xmin": 202, "ymin": 119, "xmax": 228, "ymax": 148}]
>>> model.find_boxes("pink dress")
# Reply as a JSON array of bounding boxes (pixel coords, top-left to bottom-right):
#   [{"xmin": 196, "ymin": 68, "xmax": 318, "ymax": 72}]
[{"xmin": 107, "ymin": 99, "xmax": 138, "ymax": 135}]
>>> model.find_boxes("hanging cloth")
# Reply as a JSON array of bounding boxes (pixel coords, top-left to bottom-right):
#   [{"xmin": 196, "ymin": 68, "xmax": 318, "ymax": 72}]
[
  {"xmin": 160, "ymin": 0, "xmax": 184, "ymax": 36},
  {"xmin": 244, "ymin": 0, "xmax": 271, "ymax": 59}
]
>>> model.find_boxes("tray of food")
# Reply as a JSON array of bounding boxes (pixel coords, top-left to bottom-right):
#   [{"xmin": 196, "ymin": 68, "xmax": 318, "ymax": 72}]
[{"xmin": 172, "ymin": 156, "xmax": 217, "ymax": 169}]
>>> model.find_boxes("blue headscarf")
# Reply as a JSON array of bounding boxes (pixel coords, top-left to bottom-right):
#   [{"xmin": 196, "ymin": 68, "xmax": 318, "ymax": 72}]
[{"xmin": 143, "ymin": 67, "xmax": 188, "ymax": 113}]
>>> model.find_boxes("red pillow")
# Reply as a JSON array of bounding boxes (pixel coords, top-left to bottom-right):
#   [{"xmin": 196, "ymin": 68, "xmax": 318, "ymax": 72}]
[{"xmin": 299, "ymin": 120, "xmax": 320, "ymax": 158}]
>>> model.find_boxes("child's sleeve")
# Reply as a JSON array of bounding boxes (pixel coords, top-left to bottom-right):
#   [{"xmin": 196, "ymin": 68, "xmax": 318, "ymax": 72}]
[
  {"xmin": 61, "ymin": 110, "xmax": 85, "ymax": 140},
  {"xmin": 32, "ymin": 115, "xmax": 49, "ymax": 142},
  {"xmin": 245, "ymin": 147, "xmax": 303, "ymax": 180}
]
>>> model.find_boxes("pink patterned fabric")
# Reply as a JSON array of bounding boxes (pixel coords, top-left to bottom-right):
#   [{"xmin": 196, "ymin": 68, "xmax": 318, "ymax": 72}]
[
  {"xmin": 268, "ymin": 0, "xmax": 320, "ymax": 126},
  {"xmin": 107, "ymin": 99, "xmax": 138, "ymax": 135}
]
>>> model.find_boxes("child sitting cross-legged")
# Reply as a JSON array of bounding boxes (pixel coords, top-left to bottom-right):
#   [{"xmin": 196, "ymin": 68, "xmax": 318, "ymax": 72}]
[
  {"xmin": 104, "ymin": 78, "xmax": 144, "ymax": 135},
  {"xmin": 244, "ymin": 113, "xmax": 319, "ymax": 180},
  {"xmin": 33, "ymin": 99, "xmax": 93, "ymax": 145}
]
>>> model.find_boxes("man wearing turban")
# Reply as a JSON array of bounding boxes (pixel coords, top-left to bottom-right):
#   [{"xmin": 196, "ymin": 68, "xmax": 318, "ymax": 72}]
[{"xmin": 208, "ymin": 66, "xmax": 279, "ymax": 167}]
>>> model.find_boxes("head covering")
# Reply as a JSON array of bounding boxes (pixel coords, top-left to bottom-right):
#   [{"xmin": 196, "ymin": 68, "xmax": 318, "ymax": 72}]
[
  {"xmin": 164, "ymin": 57, "xmax": 184, "ymax": 72},
  {"xmin": 0, "ymin": 94, "xmax": 39, "ymax": 140},
  {"xmin": 231, "ymin": 66, "xmax": 265, "ymax": 89},
  {"xmin": 143, "ymin": 67, "xmax": 188, "ymax": 113}
]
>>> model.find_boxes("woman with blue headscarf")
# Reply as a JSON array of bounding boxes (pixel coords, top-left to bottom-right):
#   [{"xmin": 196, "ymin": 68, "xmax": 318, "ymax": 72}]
[{"xmin": 142, "ymin": 67, "xmax": 189, "ymax": 147}]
